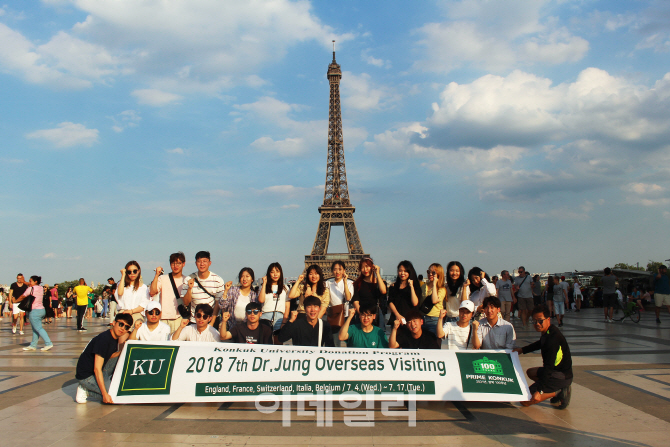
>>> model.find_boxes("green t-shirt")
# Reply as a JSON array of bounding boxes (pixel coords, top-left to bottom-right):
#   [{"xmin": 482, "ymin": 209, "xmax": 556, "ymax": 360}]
[{"xmin": 346, "ymin": 324, "xmax": 389, "ymax": 349}]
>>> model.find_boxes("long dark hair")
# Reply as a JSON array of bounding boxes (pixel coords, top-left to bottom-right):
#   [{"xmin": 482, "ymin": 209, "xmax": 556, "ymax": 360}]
[
  {"xmin": 123, "ymin": 260, "xmax": 141, "ymax": 291},
  {"xmin": 393, "ymin": 260, "xmax": 421, "ymax": 298},
  {"xmin": 265, "ymin": 262, "xmax": 286, "ymax": 294},
  {"xmin": 354, "ymin": 257, "xmax": 376, "ymax": 291},
  {"xmin": 468, "ymin": 266, "xmax": 490, "ymax": 293},
  {"xmin": 304, "ymin": 264, "xmax": 326, "ymax": 296},
  {"xmin": 446, "ymin": 261, "xmax": 465, "ymax": 296}
]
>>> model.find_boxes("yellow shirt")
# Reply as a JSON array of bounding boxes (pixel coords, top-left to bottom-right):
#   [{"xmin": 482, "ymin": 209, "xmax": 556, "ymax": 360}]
[
  {"xmin": 74, "ymin": 285, "xmax": 93, "ymax": 306},
  {"xmin": 425, "ymin": 287, "xmax": 447, "ymax": 317}
]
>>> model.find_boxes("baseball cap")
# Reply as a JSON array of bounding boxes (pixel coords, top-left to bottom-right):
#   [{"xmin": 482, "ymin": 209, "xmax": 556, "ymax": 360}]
[
  {"xmin": 459, "ymin": 300, "xmax": 475, "ymax": 313},
  {"xmin": 145, "ymin": 301, "xmax": 162, "ymax": 313}
]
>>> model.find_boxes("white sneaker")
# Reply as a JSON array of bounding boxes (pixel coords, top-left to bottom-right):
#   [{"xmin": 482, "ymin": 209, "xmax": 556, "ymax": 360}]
[
  {"xmin": 12, "ymin": 326, "xmax": 16, "ymax": 334},
  {"xmin": 76, "ymin": 385, "xmax": 88, "ymax": 404},
  {"xmin": 41, "ymin": 345, "xmax": 53, "ymax": 351},
  {"xmin": 22, "ymin": 346, "xmax": 36, "ymax": 351},
  {"xmin": 19, "ymin": 330, "xmax": 24, "ymax": 335}
]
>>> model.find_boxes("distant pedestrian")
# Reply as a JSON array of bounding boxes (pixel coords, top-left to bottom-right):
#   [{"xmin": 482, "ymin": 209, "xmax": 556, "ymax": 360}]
[
  {"xmin": 602, "ymin": 267, "xmax": 618, "ymax": 323},
  {"xmin": 653, "ymin": 265, "xmax": 670, "ymax": 324},
  {"xmin": 17, "ymin": 276, "xmax": 54, "ymax": 351},
  {"xmin": 553, "ymin": 277, "xmax": 568, "ymax": 327},
  {"xmin": 573, "ymin": 279, "xmax": 583, "ymax": 312}
]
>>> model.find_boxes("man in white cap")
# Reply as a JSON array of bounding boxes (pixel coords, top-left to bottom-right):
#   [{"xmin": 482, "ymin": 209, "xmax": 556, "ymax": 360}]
[
  {"xmin": 129, "ymin": 301, "xmax": 172, "ymax": 341},
  {"xmin": 437, "ymin": 300, "xmax": 478, "ymax": 350}
]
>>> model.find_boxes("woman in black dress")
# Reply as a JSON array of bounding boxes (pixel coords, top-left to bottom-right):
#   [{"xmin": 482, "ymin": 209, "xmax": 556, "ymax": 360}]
[
  {"xmin": 388, "ymin": 260, "xmax": 421, "ymax": 327},
  {"xmin": 352, "ymin": 257, "xmax": 387, "ymax": 327}
]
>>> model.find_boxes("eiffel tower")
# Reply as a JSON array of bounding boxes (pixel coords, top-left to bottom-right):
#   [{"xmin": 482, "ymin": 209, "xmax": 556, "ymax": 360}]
[{"xmin": 305, "ymin": 45, "xmax": 369, "ymax": 278}]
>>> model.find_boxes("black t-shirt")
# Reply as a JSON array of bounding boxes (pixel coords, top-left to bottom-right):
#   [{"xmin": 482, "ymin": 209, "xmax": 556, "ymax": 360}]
[
  {"xmin": 278, "ymin": 318, "xmax": 335, "ymax": 347},
  {"xmin": 353, "ymin": 280, "xmax": 382, "ymax": 308},
  {"xmin": 229, "ymin": 322, "xmax": 273, "ymax": 344},
  {"xmin": 75, "ymin": 330, "xmax": 119, "ymax": 380},
  {"xmin": 10, "ymin": 282, "xmax": 28, "ymax": 300},
  {"xmin": 396, "ymin": 326, "xmax": 440, "ymax": 349}
]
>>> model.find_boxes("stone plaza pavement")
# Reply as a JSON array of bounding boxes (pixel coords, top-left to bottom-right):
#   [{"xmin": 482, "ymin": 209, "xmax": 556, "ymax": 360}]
[{"xmin": 1, "ymin": 309, "xmax": 670, "ymax": 447}]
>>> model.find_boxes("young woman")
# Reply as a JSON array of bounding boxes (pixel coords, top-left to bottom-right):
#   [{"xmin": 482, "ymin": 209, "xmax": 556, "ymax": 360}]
[
  {"xmin": 444, "ymin": 261, "xmax": 468, "ymax": 323},
  {"xmin": 352, "ymin": 257, "xmax": 387, "ymax": 328},
  {"xmin": 388, "ymin": 260, "xmax": 421, "ymax": 326},
  {"xmin": 544, "ymin": 275, "xmax": 555, "ymax": 317},
  {"xmin": 221, "ymin": 267, "xmax": 260, "ymax": 327},
  {"xmin": 421, "ymin": 263, "xmax": 447, "ymax": 335},
  {"xmin": 17, "ymin": 276, "xmax": 53, "ymax": 351},
  {"xmin": 259, "ymin": 263, "xmax": 290, "ymax": 341},
  {"xmin": 65, "ymin": 287, "xmax": 74, "ymax": 319},
  {"xmin": 467, "ymin": 266, "xmax": 496, "ymax": 311},
  {"xmin": 288, "ymin": 264, "xmax": 330, "ymax": 319},
  {"xmin": 116, "ymin": 261, "xmax": 150, "ymax": 324}
]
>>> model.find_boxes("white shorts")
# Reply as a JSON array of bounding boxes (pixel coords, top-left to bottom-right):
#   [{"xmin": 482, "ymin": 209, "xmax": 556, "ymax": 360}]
[{"xmin": 12, "ymin": 303, "xmax": 24, "ymax": 315}]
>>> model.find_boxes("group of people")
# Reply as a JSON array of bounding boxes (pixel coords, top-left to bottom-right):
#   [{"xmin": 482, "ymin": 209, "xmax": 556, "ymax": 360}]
[{"xmin": 72, "ymin": 252, "xmax": 574, "ymax": 410}]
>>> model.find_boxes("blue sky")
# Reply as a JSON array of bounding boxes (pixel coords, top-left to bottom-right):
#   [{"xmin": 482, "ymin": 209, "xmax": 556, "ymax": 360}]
[{"xmin": 2, "ymin": 0, "xmax": 669, "ymax": 285}]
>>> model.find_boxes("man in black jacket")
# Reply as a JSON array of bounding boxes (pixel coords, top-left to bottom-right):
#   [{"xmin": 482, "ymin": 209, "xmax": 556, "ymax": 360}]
[
  {"xmin": 279, "ymin": 296, "xmax": 334, "ymax": 347},
  {"xmin": 514, "ymin": 304, "xmax": 573, "ymax": 409}
]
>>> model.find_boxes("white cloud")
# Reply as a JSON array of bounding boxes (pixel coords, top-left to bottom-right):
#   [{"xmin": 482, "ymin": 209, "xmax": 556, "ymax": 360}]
[
  {"xmin": 341, "ymin": 71, "xmax": 399, "ymax": 111},
  {"xmin": 414, "ymin": 0, "xmax": 589, "ymax": 72},
  {"xmin": 281, "ymin": 204, "xmax": 300, "ymax": 209},
  {"xmin": 26, "ymin": 122, "xmax": 99, "ymax": 148},
  {"xmin": 196, "ymin": 189, "xmax": 233, "ymax": 197},
  {"xmin": 43, "ymin": 252, "xmax": 56, "ymax": 259},
  {"xmin": 131, "ymin": 89, "xmax": 183, "ymax": 106},
  {"xmin": 110, "ymin": 109, "xmax": 140, "ymax": 132},
  {"xmin": 166, "ymin": 147, "xmax": 184, "ymax": 154},
  {"xmin": 361, "ymin": 49, "xmax": 390, "ymax": 68}
]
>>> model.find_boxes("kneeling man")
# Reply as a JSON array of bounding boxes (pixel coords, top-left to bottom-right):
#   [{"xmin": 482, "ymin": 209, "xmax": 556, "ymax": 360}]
[
  {"xmin": 514, "ymin": 304, "xmax": 573, "ymax": 409},
  {"xmin": 339, "ymin": 304, "xmax": 388, "ymax": 348}
]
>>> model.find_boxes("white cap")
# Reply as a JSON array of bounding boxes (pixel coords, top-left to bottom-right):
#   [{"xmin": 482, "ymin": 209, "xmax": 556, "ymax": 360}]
[
  {"xmin": 145, "ymin": 301, "xmax": 162, "ymax": 313},
  {"xmin": 459, "ymin": 300, "xmax": 475, "ymax": 313}
]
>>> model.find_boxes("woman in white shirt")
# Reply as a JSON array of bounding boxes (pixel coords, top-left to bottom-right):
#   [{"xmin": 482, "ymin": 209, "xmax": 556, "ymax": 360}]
[
  {"xmin": 444, "ymin": 261, "xmax": 469, "ymax": 323},
  {"xmin": 116, "ymin": 260, "xmax": 150, "ymax": 323},
  {"xmin": 467, "ymin": 266, "xmax": 496, "ymax": 313},
  {"xmin": 259, "ymin": 262, "xmax": 289, "ymax": 338}
]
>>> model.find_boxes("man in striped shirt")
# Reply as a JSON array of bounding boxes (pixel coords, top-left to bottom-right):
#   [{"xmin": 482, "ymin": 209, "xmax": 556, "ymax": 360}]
[{"xmin": 181, "ymin": 251, "xmax": 226, "ymax": 325}]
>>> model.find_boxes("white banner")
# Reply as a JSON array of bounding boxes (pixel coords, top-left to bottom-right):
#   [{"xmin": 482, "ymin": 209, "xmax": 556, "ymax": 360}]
[{"xmin": 108, "ymin": 341, "xmax": 531, "ymax": 403}]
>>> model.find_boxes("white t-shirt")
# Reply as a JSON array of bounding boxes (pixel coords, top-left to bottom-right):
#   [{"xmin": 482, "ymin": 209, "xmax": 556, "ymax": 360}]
[
  {"xmin": 180, "ymin": 272, "xmax": 226, "ymax": 323},
  {"xmin": 234, "ymin": 292, "xmax": 251, "ymax": 322},
  {"xmin": 154, "ymin": 274, "xmax": 185, "ymax": 320},
  {"xmin": 115, "ymin": 284, "xmax": 151, "ymax": 315},
  {"xmin": 469, "ymin": 278, "xmax": 496, "ymax": 307},
  {"xmin": 326, "ymin": 278, "xmax": 354, "ymax": 306},
  {"xmin": 442, "ymin": 321, "xmax": 473, "ymax": 350},
  {"xmin": 176, "ymin": 325, "xmax": 220, "ymax": 342},
  {"xmin": 136, "ymin": 322, "xmax": 172, "ymax": 341},
  {"xmin": 573, "ymin": 283, "xmax": 582, "ymax": 295},
  {"xmin": 261, "ymin": 285, "xmax": 288, "ymax": 313}
]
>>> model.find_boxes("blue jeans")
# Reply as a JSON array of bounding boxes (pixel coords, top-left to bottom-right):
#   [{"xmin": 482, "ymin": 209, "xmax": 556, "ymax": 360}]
[
  {"xmin": 423, "ymin": 316, "xmax": 439, "ymax": 335},
  {"xmin": 554, "ymin": 300, "xmax": 565, "ymax": 316},
  {"xmin": 79, "ymin": 357, "xmax": 118, "ymax": 399},
  {"xmin": 102, "ymin": 299, "xmax": 108, "ymax": 317},
  {"xmin": 28, "ymin": 308, "xmax": 52, "ymax": 348}
]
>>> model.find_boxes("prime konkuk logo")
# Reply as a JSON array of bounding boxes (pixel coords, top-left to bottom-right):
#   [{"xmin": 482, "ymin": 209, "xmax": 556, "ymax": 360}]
[
  {"xmin": 456, "ymin": 352, "xmax": 522, "ymax": 395},
  {"xmin": 117, "ymin": 345, "xmax": 179, "ymax": 396}
]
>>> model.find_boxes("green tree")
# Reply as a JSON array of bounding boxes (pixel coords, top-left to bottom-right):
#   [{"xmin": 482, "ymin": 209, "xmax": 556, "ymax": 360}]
[
  {"xmin": 613, "ymin": 262, "xmax": 644, "ymax": 271},
  {"xmin": 646, "ymin": 260, "xmax": 667, "ymax": 274}
]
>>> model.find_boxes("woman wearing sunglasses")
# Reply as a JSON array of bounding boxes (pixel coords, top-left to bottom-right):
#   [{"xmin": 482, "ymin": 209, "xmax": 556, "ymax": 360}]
[
  {"xmin": 116, "ymin": 261, "xmax": 150, "ymax": 324},
  {"xmin": 220, "ymin": 267, "xmax": 260, "ymax": 329}
]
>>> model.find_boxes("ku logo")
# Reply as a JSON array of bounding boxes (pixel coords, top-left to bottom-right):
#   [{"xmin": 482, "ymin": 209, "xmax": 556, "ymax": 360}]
[
  {"xmin": 131, "ymin": 359, "xmax": 166, "ymax": 376},
  {"xmin": 117, "ymin": 344, "xmax": 179, "ymax": 396}
]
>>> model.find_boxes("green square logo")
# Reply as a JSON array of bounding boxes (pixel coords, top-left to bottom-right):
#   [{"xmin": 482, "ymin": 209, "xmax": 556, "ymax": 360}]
[
  {"xmin": 117, "ymin": 345, "xmax": 179, "ymax": 396},
  {"xmin": 456, "ymin": 352, "xmax": 522, "ymax": 395}
]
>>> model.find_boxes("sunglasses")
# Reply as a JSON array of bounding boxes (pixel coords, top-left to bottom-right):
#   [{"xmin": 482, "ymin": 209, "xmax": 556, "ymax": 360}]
[
  {"xmin": 146, "ymin": 309, "xmax": 161, "ymax": 316},
  {"xmin": 195, "ymin": 313, "xmax": 211, "ymax": 320},
  {"xmin": 116, "ymin": 322, "xmax": 132, "ymax": 330},
  {"xmin": 246, "ymin": 309, "xmax": 261, "ymax": 315},
  {"xmin": 532, "ymin": 318, "xmax": 548, "ymax": 325},
  {"xmin": 127, "ymin": 269, "xmax": 139, "ymax": 274}
]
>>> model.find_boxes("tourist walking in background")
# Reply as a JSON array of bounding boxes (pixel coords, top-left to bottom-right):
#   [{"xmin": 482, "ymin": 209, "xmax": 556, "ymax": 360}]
[
  {"xmin": 602, "ymin": 267, "xmax": 618, "ymax": 323},
  {"xmin": 532, "ymin": 275, "xmax": 542, "ymax": 306},
  {"xmin": 653, "ymin": 264, "xmax": 670, "ymax": 324},
  {"xmin": 496, "ymin": 270, "xmax": 515, "ymax": 322},
  {"xmin": 65, "ymin": 287, "xmax": 74, "ymax": 319},
  {"xmin": 17, "ymin": 276, "xmax": 53, "ymax": 351},
  {"xmin": 553, "ymin": 276, "xmax": 568, "ymax": 327},
  {"xmin": 544, "ymin": 275, "xmax": 555, "ymax": 318},
  {"xmin": 50, "ymin": 284, "xmax": 59, "ymax": 320},
  {"xmin": 514, "ymin": 267, "xmax": 534, "ymax": 327},
  {"xmin": 573, "ymin": 278, "xmax": 583, "ymax": 312},
  {"xmin": 387, "ymin": 260, "xmax": 421, "ymax": 327},
  {"xmin": 74, "ymin": 279, "xmax": 93, "ymax": 331},
  {"xmin": 9, "ymin": 274, "xmax": 28, "ymax": 334}
]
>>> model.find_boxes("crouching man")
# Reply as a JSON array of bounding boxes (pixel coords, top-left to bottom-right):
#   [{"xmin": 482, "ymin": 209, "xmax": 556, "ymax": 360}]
[
  {"xmin": 75, "ymin": 313, "xmax": 133, "ymax": 404},
  {"xmin": 514, "ymin": 304, "xmax": 573, "ymax": 409}
]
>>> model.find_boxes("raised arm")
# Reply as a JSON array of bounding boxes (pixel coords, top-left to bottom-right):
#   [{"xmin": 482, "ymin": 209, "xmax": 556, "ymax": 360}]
[
  {"xmin": 149, "ymin": 266, "xmax": 163, "ymax": 297},
  {"xmin": 339, "ymin": 308, "xmax": 355, "ymax": 341},
  {"xmin": 389, "ymin": 319, "xmax": 401, "ymax": 349}
]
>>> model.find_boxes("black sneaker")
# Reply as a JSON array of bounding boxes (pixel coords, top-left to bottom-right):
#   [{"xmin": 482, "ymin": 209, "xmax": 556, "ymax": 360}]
[
  {"xmin": 657, "ymin": 318, "xmax": 661, "ymax": 324},
  {"xmin": 550, "ymin": 390, "xmax": 561, "ymax": 404},
  {"xmin": 557, "ymin": 385, "xmax": 571, "ymax": 409}
]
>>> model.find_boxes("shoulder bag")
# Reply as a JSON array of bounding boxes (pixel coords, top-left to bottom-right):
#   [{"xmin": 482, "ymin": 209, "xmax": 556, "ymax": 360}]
[
  {"xmin": 18, "ymin": 287, "xmax": 35, "ymax": 312},
  {"xmin": 169, "ymin": 273, "xmax": 191, "ymax": 320}
]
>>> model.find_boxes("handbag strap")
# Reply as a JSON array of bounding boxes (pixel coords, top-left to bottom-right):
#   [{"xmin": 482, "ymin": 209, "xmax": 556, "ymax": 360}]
[
  {"xmin": 318, "ymin": 319, "xmax": 323, "ymax": 347},
  {"xmin": 466, "ymin": 324, "xmax": 473, "ymax": 348},
  {"xmin": 193, "ymin": 276, "xmax": 216, "ymax": 299},
  {"xmin": 168, "ymin": 273, "xmax": 181, "ymax": 301}
]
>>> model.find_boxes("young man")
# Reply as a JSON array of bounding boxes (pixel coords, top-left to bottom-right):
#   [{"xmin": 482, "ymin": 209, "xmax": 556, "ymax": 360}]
[
  {"xmin": 653, "ymin": 264, "xmax": 670, "ymax": 324},
  {"xmin": 473, "ymin": 296, "xmax": 516, "ymax": 350},
  {"xmin": 181, "ymin": 251, "xmax": 226, "ymax": 325},
  {"xmin": 75, "ymin": 313, "xmax": 133, "ymax": 404},
  {"xmin": 150, "ymin": 251, "xmax": 186, "ymax": 333},
  {"xmin": 9, "ymin": 274, "xmax": 28, "ymax": 334},
  {"xmin": 389, "ymin": 310, "xmax": 440, "ymax": 349},
  {"xmin": 514, "ymin": 266, "xmax": 534, "ymax": 327},
  {"xmin": 339, "ymin": 304, "xmax": 388, "ymax": 348},
  {"xmin": 602, "ymin": 267, "xmax": 618, "ymax": 323},
  {"xmin": 437, "ymin": 300, "xmax": 477, "ymax": 350},
  {"xmin": 129, "ymin": 301, "xmax": 172, "ymax": 341},
  {"xmin": 514, "ymin": 304, "xmax": 573, "ymax": 409},
  {"xmin": 172, "ymin": 304, "xmax": 220, "ymax": 342},
  {"xmin": 107, "ymin": 278, "xmax": 118, "ymax": 321},
  {"xmin": 220, "ymin": 302, "xmax": 273, "ymax": 344},
  {"xmin": 496, "ymin": 270, "xmax": 516, "ymax": 322},
  {"xmin": 279, "ymin": 296, "xmax": 335, "ymax": 347}
]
